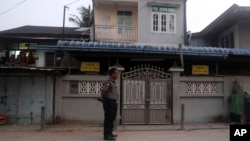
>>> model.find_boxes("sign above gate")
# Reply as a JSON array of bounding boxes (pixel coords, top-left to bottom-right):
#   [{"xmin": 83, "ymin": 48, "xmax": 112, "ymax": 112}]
[
  {"xmin": 80, "ymin": 62, "xmax": 100, "ymax": 72},
  {"xmin": 192, "ymin": 65, "xmax": 209, "ymax": 75}
]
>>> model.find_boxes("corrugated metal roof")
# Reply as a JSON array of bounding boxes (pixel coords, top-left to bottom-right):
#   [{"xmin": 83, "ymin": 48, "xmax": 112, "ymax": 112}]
[
  {"xmin": 0, "ymin": 25, "xmax": 82, "ymax": 35},
  {"xmin": 36, "ymin": 40, "xmax": 250, "ymax": 57},
  {"xmin": 0, "ymin": 65, "xmax": 64, "ymax": 71},
  {"xmin": 229, "ymin": 48, "xmax": 250, "ymax": 56}
]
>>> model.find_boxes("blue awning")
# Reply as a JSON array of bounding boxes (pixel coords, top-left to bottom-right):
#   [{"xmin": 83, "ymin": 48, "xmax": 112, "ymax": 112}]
[
  {"xmin": 36, "ymin": 40, "xmax": 250, "ymax": 57},
  {"xmin": 229, "ymin": 48, "xmax": 250, "ymax": 56}
]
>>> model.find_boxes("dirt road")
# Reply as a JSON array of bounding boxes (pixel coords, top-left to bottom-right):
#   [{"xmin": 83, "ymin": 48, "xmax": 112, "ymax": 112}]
[{"xmin": 0, "ymin": 125, "xmax": 229, "ymax": 141}]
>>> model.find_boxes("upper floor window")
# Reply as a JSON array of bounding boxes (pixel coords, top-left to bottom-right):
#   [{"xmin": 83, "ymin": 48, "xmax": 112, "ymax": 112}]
[
  {"xmin": 230, "ymin": 32, "xmax": 234, "ymax": 48},
  {"xmin": 221, "ymin": 38, "xmax": 224, "ymax": 48},
  {"xmin": 221, "ymin": 32, "xmax": 234, "ymax": 48},
  {"xmin": 152, "ymin": 7, "xmax": 176, "ymax": 33},
  {"xmin": 117, "ymin": 11, "xmax": 132, "ymax": 35},
  {"xmin": 225, "ymin": 35, "xmax": 229, "ymax": 48}
]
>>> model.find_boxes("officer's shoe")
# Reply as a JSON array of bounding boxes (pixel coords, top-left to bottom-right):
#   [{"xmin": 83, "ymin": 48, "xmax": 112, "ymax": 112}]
[
  {"xmin": 111, "ymin": 133, "xmax": 118, "ymax": 138},
  {"xmin": 104, "ymin": 136, "xmax": 116, "ymax": 140}
]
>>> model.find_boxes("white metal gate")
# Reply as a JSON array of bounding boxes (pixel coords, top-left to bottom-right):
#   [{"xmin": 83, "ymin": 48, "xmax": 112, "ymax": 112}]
[{"xmin": 121, "ymin": 65, "xmax": 172, "ymax": 124}]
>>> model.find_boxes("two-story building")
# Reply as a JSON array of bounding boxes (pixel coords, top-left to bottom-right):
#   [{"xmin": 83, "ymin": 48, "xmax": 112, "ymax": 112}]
[
  {"xmin": 50, "ymin": 2, "xmax": 250, "ymax": 125},
  {"xmin": 0, "ymin": 25, "xmax": 88, "ymax": 125},
  {"xmin": 48, "ymin": 0, "xmax": 188, "ymax": 125},
  {"xmin": 191, "ymin": 4, "xmax": 250, "ymax": 49}
]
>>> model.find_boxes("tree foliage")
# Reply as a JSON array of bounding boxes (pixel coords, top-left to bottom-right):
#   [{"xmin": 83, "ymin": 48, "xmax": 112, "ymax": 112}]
[{"xmin": 69, "ymin": 5, "xmax": 93, "ymax": 27}]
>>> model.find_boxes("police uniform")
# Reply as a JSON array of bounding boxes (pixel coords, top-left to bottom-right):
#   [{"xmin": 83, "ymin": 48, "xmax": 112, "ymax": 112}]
[{"xmin": 102, "ymin": 77, "xmax": 118, "ymax": 139}]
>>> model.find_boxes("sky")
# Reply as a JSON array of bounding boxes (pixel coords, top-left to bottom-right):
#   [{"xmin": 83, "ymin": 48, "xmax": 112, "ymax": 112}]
[{"xmin": 0, "ymin": 0, "xmax": 250, "ymax": 32}]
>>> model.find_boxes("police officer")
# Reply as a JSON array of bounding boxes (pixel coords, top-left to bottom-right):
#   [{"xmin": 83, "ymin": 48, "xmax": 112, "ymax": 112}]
[{"xmin": 100, "ymin": 68, "xmax": 119, "ymax": 140}]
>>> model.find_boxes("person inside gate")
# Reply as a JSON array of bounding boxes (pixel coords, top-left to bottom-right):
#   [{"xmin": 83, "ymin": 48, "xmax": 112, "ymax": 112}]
[{"xmin": 100, "ymin": 68, "xmax": 119, "ymax": 141}]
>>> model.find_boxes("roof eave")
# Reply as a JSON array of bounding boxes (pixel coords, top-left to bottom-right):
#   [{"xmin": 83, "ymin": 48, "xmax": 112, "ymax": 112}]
[{"xmin": 201, "ymin": 4, "xmax": 240, "ymax": 36}]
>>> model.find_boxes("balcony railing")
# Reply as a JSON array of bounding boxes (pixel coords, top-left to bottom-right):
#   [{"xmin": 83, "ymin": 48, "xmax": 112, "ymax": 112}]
[{"xmin": 94, "ymin": 25, "xmax": 137, "ymax": 42}]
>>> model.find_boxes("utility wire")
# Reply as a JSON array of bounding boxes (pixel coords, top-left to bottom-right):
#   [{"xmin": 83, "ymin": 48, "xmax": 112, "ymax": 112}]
[{"xmin": 0, "ymin": 0, "xmax": 27, "ymax": 15}]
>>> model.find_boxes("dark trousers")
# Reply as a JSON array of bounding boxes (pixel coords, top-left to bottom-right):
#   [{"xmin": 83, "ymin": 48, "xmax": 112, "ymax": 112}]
[{"xmin": 103, "ymin": 98, "xmax": 117, "ymax": 137}]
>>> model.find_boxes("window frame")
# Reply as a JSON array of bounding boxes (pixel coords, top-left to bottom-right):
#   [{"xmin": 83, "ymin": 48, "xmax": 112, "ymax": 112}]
[
  {"xmin": 117, "ymin": 10, "xmax": 133, "ymax": 35},
  {"xmin": 151, "ymin": 7, "xmax": 176, "ymax": 33}
]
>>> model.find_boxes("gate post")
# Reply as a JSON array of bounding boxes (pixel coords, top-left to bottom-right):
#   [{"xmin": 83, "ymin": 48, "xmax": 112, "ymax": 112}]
[{"xmin": 169, "ymin": 64, "xmax": 184, "ymax": 124}]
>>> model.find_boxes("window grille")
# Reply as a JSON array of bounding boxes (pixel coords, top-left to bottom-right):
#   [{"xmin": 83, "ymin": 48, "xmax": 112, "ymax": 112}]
[
  {"xmin": 186, "ymin": 81, "xmax": 218, "ymax": 94},
  {"xmin": 78, "ymin": 81, "xmax": 103, "ymax": 95}
]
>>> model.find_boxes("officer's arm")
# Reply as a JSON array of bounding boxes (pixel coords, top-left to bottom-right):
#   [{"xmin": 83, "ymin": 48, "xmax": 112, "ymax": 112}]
[
  {"xmin": 101, "ymin": 90, "xmax": 107, "ymax": 99},
  {"xmin": 100, "ymin": 81, "xmax": 110, "ymax": 101}
]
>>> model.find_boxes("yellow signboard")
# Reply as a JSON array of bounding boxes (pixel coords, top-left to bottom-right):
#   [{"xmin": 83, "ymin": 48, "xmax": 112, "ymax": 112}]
[
  {"xmin": 19, "ymin": 43, "xmax": 37, "ymax": 49},
  {"xmin": 192, "ymin": 65, "xmax": 209, "ymax": 75},
  {"xmin": 19, "ymin": 43, "xmax": 28, "ymax": 49},
  {"xmin": 81, "ymin": 62, "xmax": 100, "ymax": 72}
]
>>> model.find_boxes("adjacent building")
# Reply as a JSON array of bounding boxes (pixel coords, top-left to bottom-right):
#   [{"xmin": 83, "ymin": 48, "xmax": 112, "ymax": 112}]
[
  {"xmin": 0, "ymin": 26, "xmax": 88, "ymax": 124},
  {"xmin": 191, "ymin": 4, "xmax": 250, "ymax": 49}
]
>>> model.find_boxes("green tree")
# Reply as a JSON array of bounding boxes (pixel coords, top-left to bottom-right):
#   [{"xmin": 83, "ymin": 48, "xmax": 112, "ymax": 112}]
[{"xmin": 69, "ymin": 5, "xmax": 93, "ymax": 27}]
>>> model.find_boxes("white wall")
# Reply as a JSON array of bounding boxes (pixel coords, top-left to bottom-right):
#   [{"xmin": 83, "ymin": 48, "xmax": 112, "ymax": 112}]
[
  {"xmin": 55, "ymin": 75, "xmax": 108, "ymax": 124},
  {"xmin": 172, "ymin": 72, "xmax": 234, "ymax": 123},
  {"xmin": 239, "ymin": 20, "xmax": 250, "ymax": 48},
  {"xmin": 137, "ymin": 0, "xmax": 185, "ymax": 45}
]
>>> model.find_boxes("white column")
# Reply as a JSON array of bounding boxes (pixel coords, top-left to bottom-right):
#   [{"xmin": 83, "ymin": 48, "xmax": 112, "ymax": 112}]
[{"xmin": 169, "ymin": 65, "xmax": 184, "ymax": 124}]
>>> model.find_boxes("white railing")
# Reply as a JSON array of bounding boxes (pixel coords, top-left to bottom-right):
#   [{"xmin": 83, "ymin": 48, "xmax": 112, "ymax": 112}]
[{"xmin": 95, "ymin": 25, "xmax": 137, "ymax": 42}]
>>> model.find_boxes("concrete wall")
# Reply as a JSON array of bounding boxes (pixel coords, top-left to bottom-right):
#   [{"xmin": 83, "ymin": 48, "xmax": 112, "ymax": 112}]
[
  {"xmin": 172, "ymin": 71, "xmax": 234, "ymax": 123},
  {"xmin": 54, "ymin": 72, "xmax": 250, "ymax": 124},
  {"xmin": 137, "ymin": 0, "xmax": 185, "ymax": 45},
  {"xmin": 235, "ymin": 76, "xmax": 250, "ymax": 93},
  {"xmin": 55, "ymin": 75, "xmax": 108, "ymax": 124},
  {"xmin": 55, "ymin": 72, "xmax": 124, "ymax": 125}
]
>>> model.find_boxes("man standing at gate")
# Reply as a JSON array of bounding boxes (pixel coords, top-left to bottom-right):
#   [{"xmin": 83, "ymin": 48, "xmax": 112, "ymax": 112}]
[{"xmin": 100, "ymin": 68, "xmax": 119, "ymax": 140}]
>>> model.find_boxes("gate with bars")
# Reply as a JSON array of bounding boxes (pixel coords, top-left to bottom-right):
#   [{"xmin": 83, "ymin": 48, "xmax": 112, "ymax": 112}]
[{"xmin": 121, "ymin": 65, "xmax": 172, "ymax": 124}]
